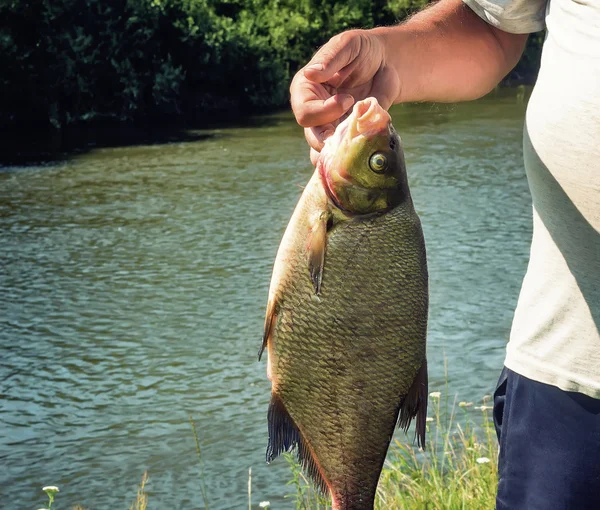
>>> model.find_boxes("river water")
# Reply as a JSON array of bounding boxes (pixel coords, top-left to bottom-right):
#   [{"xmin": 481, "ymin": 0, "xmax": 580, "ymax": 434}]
[{"xmin": 1, "ymin": 89, "xmax": 532, "ymax": 509}]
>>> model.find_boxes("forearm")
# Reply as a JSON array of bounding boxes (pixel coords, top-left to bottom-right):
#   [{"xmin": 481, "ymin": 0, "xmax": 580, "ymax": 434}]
[{"xmin": 375, "ymin": 0, "xmax": 529, "ymax": 103}]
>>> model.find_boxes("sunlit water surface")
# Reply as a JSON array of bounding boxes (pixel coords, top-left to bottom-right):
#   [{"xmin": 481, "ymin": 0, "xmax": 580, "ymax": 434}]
[{"xmin": 1, "ymin": 89, "xmax": 533, "ymax": 509}]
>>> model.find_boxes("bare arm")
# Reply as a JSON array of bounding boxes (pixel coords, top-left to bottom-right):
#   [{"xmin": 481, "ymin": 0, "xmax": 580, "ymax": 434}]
[
  {"xmin": 291, "ymin": 0, "xmax": 529, "ymax": 161},
  {"xmin": 376, "ymin": 0, "xmax": 529, "ymax": 103}
]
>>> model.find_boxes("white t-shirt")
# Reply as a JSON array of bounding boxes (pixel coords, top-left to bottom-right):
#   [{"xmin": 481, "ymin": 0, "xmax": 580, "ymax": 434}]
[{"xmin": 464, "ymin": 0, "xmax": 600, "ymax": 397}]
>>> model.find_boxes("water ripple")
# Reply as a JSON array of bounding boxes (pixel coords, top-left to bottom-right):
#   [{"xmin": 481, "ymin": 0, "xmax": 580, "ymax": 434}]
[{"xmin": 1, "ymin": 93, "xmax": 532, "ymax": 509}]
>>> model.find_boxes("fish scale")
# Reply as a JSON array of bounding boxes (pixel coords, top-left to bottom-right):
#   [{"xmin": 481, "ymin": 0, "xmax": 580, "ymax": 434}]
[{"xmin": 261, "ymin": 98, "xmax": 428, "ymax": 510}]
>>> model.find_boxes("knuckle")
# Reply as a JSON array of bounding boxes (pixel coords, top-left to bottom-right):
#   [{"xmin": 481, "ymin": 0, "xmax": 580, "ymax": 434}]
[
  {"xmin": 321, "ymin": 30, "xmax": 362, "ymax": 67},
  {"xmin": 335, "ymin": 29, "xmax": 363, "ymax": 47},
  {"xmin": 296, "ymin": 110, "xmax": 311, "ymax": 127},
  {"xmin": 289, "ymin": 72, "xmax": 303, "ymax": 97}
]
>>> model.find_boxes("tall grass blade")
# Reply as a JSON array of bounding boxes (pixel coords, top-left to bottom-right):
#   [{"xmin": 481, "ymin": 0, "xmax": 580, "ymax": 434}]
[
  {"xmin": 128, "ymin": 472, "xmax": 148, "ymax": 510},
  {"xmin": 248, "ymin": 467, "xmax": 252, "ymax": 510},
  {"xmin": 189, "ymin": 415, "xmax": 211, "ymax": 510}
]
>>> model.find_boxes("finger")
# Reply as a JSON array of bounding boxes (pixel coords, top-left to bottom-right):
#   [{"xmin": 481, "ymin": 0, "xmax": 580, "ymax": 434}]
[
  {"xmin": 304, "ymin": 125, "xmax": 335, "ymax": 152},
  {"xmin": 304, "ymin": 32, "xmax": 361, "ymax": 84},
  {"xmin": 310, "ymin": 148, "xmax": 320, "ymax": 166},
  {"xmin": 325, "ymin": 59, "xmax": 361, "ymax": 89},
  {"xmin": 292, "ymin": 92, "xmax": 354, "ymax": 128}
]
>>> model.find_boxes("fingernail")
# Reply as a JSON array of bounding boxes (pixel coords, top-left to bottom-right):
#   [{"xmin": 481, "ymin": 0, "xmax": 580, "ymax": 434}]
[
  {"xmin": 306, "ymin": 63, "xmax": 323, "ymax": 71},
  {"xmin": 341, "ymin": 96, "xmax": 354, "ymax": 111}
]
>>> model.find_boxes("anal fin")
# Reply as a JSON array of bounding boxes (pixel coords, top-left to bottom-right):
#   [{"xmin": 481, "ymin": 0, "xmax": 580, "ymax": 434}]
[
  {"xmin": 398, "ymin": 359, "xmax": 428, "ymax": 449},
  {"xmin": 267, "ymin": 392, "xmax": 329, "ymax": 496}
]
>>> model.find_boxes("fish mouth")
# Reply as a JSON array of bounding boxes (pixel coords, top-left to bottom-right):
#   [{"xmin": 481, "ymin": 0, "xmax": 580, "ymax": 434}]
[
  {"xmin": 349, "ymin": 98, "xmax": 391, "ymax": 139},
  {"xmin": 323, "ymin": 98, "xmax": 391, "ymax": 153}
]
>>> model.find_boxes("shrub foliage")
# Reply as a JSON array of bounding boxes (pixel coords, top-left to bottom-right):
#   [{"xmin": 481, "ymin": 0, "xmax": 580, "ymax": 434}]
[{"xmin": 0, "ymin": 0, "xmax": 541, "ymax": 129}]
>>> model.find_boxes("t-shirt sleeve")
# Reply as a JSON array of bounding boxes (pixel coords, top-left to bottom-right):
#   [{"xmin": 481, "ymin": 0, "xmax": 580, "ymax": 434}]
[{"xmin": 463, "ymin": 0, "xmax": 547, "ymax": 33}]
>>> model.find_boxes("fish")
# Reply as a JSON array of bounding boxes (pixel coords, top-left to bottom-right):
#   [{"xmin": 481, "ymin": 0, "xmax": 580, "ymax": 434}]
[{"xmin": 259, "ymin": 97, "xmax": 428, "ymax": 510}]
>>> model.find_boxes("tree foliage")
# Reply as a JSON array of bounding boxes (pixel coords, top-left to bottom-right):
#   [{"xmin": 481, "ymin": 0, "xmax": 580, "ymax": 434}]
[{"xmin": 0, "ymin": 0, "xmax": 542, "ymax": 130}]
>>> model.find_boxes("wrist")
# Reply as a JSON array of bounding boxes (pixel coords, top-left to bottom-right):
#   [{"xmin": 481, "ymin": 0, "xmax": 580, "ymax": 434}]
[{"xmin": 369, "ymin": 26, "xmax": 406, "ymax": 105}]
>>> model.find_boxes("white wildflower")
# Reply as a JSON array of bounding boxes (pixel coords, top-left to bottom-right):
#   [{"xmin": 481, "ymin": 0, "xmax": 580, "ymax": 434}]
[
  {"xmin": 426, "ymin": 417, "xmax": 434, "ymax": 422},
  {"xmin": 459, "ymin": 401, "xmax": 473, "ymax": 407},
  {"xmin": 475, "ymin": 405, "xmax": 493, "ymax": 410},
  {"xmin": 42, "ymin": 486, "xmax": 59, "ymax": 493},
  {"xmin": 259, "ymin": 502, "xmax": 271, "ymax": 508},
  {"xmin": 429, "ymin": 391, "xmax": 441, "ymax": 399},
  {"xmin": 476, "ymin": 457, "xmax": 491, "ymax": 464}
]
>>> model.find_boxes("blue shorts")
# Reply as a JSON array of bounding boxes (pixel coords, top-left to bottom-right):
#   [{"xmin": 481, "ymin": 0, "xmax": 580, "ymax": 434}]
[{"xmin": 493, "ymin": 367, "xmax": 600, "ymax": 510}]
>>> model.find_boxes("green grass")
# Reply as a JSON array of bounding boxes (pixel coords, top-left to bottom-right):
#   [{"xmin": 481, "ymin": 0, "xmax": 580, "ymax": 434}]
[
  {"xmin": 38, "ymin": 473, "xmax": 148, "ymax": 510},
  {"xmin": 375, "ymin": 395, "xmax": 498, "ymax": 509},
  {"xmin": 40, "ymin": 394, "xmax": 498, "ymax": 510}
]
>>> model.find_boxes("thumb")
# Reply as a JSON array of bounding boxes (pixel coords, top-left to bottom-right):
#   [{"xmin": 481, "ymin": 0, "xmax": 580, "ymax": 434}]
[{"xmin": 303, "ymin": 31, "xmax": 361, "ymax": 84}]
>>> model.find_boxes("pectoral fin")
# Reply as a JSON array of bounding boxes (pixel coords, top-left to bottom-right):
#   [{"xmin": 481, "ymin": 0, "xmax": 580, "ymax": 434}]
[
  {"xmin": 307, "ymin": 209, "xmax": 332, "ymax": 295},
  {"xmin": 398, "ymin": 359, "xmax": 428, "ymax": 449}
]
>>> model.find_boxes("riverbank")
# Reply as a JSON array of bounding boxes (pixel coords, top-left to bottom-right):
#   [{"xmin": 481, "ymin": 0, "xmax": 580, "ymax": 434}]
[
  {"xmin": 0, "ymin": 83, "xmax": 534, "ymax": 166},
  {"xmin": 0, "ymin": 108, "xmax": 284, "ymax": 165}
]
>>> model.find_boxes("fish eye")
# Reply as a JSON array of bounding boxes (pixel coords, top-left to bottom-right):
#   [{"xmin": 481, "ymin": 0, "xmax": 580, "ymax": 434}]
[{"xmin": 369, "ymin": 152, "xmax": 388, "ymax": 173}]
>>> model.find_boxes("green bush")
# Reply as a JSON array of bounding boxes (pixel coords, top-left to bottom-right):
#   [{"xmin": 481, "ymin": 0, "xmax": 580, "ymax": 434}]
[{"xmin": 0, "ymin": 0, "xmax": 542, "ymax": 130}]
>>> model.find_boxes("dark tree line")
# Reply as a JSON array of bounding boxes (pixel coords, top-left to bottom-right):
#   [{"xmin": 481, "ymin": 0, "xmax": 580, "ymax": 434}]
[{"xmin": 0, "ymin": 0, "xmax": 542, "ymax": 131}]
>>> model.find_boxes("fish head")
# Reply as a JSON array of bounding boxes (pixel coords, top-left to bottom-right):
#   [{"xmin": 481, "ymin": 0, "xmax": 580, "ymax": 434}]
[{"xmin": 317, "ymin": 97, "xmax": 408, "ymax": 215}]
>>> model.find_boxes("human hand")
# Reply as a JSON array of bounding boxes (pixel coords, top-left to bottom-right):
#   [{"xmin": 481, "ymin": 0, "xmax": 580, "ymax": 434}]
[{"xmin": 290, "ymin": 29, "xmax": 400, "ymax": 164}]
